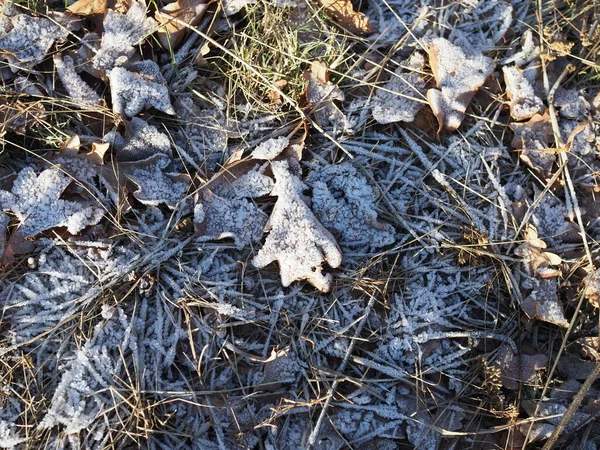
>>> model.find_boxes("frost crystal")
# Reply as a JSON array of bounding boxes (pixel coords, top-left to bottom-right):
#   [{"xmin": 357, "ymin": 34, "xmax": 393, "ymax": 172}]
[
  {"xmin": 54, "ymin": 54, "xmax": 100, "ymax": 106},
  {"xmin": 0, "ymin": 13, "xmax": 69, "ymax": 71},
  {"xmin": 372, "ymin": 53, "xmax": 426, "ymax": 124},
  {"xmin": 307, "ymin": 162, "xmax": 395, "ymax": 250},
  {"xmin": 109, "ymin": 60, "xmax": 175, "ymax": 117},
  {"xmin": 252, "ymin": 160, "xmax": 342, "ymax": 292},
  {"xmin": 0, "ymin": 421, "xmax": 25, "ymax": 448},
  {"xmin": 93, "ymin": 0, "xmax": 157, "ymax": 71},
  {"xmin": 0, "ymin": 166, "xmax": 105, "ymax": 237},
  {"xmin": 426, "ymin": 38, "xmax": 494, "ymax": 131}
]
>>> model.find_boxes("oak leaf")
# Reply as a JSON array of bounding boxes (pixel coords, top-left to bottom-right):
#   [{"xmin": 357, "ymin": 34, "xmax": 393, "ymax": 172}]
[
  {"xmin": 426, "ymin": 38, "xmax": 494, "ymax": 131},
  {"xmin": 155, "ymin": 0, "xmax": 209, "ymax": 50},
  {"xmin": 317, "ymin": 0, "xmax": 373, "ymax": 35},
  {"xmin": 252, "ymin": 159, "xmax": 342, "ymax": 292}
]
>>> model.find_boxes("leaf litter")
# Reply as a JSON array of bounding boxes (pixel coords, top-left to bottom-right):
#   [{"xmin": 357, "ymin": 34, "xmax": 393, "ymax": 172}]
[{"xmin": 1, "ymin": 0, "xmax": 600, "ymax": 449}]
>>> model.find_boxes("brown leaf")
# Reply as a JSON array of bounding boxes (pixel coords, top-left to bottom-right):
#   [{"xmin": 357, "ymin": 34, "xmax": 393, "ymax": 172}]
[
  {"xmin": 521, "ymin": 279, "xmax": 569, "ymax": 327},
  {"xmin": 67, "ymin": 0, "xmax": 132, "ymax": 16},
  {"xmin": 510, "ymin": 111, "xmax": 553, "ymax": 149},
  {"xmin": 427, "ymin": 38, "xmax": 494, "ymax": 132},
  {"xmin": 316, "ymin": 0, "xmax": 373, "ymax": 35},
  {"xmin": 155, "ymin": 0, "xmax": 209, "ymax": 49},
  {"xmin": 492, "ymin": 344, "xmax": 548, "ymax": 390}
]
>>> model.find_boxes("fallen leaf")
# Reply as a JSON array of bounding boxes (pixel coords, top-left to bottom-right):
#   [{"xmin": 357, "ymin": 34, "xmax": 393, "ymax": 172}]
[
  {"xmin": 371, "ymin": 52, "xmax": 426, "ymax": 124},
  {"xmin": 0, "ymin": 166, "xmax": 105, "ymax": 239},
  {"xmin": 267, "ymin": 79, "xmax": 288, "ymax": 106},
  {"xmin": 108, "ymin": 60, "xmax": 175, "ymax": 117},
  {"xmin": 303, "ymin": 61, "xmax": 349, "ymax": 136},
  {"xmin": 510, "ymin": 112, "xmax": 553, "ymax": 149},
  {"xmin": 252, "ymin": 159, "xmax": 342, "ymax": 292},
  {"xmin": 102, "ymin": 118, "xmax": 188, "ymax": 209},
  {"xmin": 53, "ymin": 54, "xmax": 101, "ymax": 106},
  {"xmin": 0, "ymin": 13, "xmax": 70, "ymax": 71},
  {"xmin": 426, "ymin": 38, "xmax": 494, "ymax": 132},
  {"xmin": 316, "ymin": 0, "xmax": 373, "ymax": 35},
  {"xmin": 93, "ymin": 0, "xmax": 157, "ymax": 72},
  {"xmin": 68, "ymin": 0, "xmax": 110, "ymax": 16},
  {"xmin": 503, "ymin": 64, "xmax": 544, "ymax": 121},
  {"xmin": 521, "ymin": 278, "xmax": 569, "ymax": 327},
  {"xmin": 584, "ymin": 268, "xmax": 600, "ymax": 308},
  {"xmin": 155, "ymin": 0, "xmax": 209, "ymax": 50},
  {"xmin": 492, "ymin": 344, "xmax": 548, "ymax": 390}
]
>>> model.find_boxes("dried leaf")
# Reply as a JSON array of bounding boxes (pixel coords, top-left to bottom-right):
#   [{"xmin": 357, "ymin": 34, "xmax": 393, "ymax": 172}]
[
  {"xmin": 510, "ymin": 112, "xmax": 553, "ymax": 149},
  {"xmin": 252, "ymin": 159, "xmax": 342, "ymax": 292},
  {"xmin": 372, "ymin": 52, "xmax": 426, "ymax": 124},
  {"xmin": 503, "ymin": 64, "xmax": 544, "ymax": 121},
  {"xmin": 316, "ymin": 0, "xmax": 373, "ymax": 35},
  {"xmin": 93, "ymin": 0, "xmax": 157, "ymax": 71},
  {"xmin": 108, "ymin": 60, "xmax": 175, "ymax": 117},
  {"xmin": 492, "ymin": 344, "xmax": 548, "ymax": 390},
  {"xmin": 155, "ymin": 0, "xmax": 209, "ymax": 49},
  {"xmin": 584, "ymin": 268, "xmax": 600, "ymax": 309},
  {"xmin": 521, "ymin": 278, "xmax": 569, "ymax": 327},
  {"xmin": 426, "ymin": 38, "xmax": 494, "ymax": 132},
  {"xmin": 102, "ymin": 118, "xmax": 187, "ymax": 208},
  {"xmin": 0, "ymin": 167, "xmax": 105, "ymax": 238},
  {"xmin": 68, "ymin": 0, "xmax": 110, "ymax": 16},
  {"xmin": 304, "ymin": 62, "xmax": 349, "ymax": 136},
  {"xmin": 222, "ymin": 0, "xmax": 257, "ymax": 16},
  {"xmin": 0, "ymin": 13, "xmax": 69, "ymax": 71}
]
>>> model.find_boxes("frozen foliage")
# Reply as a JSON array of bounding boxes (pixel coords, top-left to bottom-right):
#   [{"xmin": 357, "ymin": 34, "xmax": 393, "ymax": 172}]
[
  {"xmin": 109, "ymin": 60, "xmax": 175, "ymax": 117},
  {"xmin": 194, "ymin": 192, "xmax": 268, "ymax": 249},
  {"xmin": 0, "ymin": 13, "xmax": 69, "ymax": 71},
  {"xmin": 305, "ymin": 68, "xmax": 350, "ymax": 136},
  {"xmin": 195, "ymin": 162, "xmax": 273, "ymax": 248},
  {"xmin": 104, "ymin": 119, "xmax": 188, "ymax": 207},
  {"xmin": 93, "ymin": 0, "xmax": 157, "ymax": 71},
  {"xmin": 307, "ymin": 162, "xmax": 395, "ymax": 250},
  {"xmin": 427, "ymin": 38, "xmax": 494, "ymax": 131},
  {"xmin": 0, "ymin": 421, "xmax": 24, "ymax": 448},
  {"xmin": 503, "ymin": 65, "xmax": 544, "ymax": 120},
  {"xmin": 251, "ymin": 136, "xmax": 290, "ymax": 160},
  {"xmin": 53, "ymin": 54, "xmax": 101, "ymax": 106},
  {"xmin": 39, "ymin": 306, "xmax": 132, "ymax": 435},
  {"xmin": 125, "ymin": 156, "xmax": 188, "ymax": 207},
  {"xmin": 107, "ymin": 117, "xmax": 172, "ymax": 160},
  {"xmin": 252, "ymin": 160, "xmax": 342, "ymax": 292},
  {"xmin": 0, "ymin": 166, "xmax": 105, "ymax": 238},
  {"xmin": 371, "ymin": 53, "xmax": 426, "ymax": 124}
]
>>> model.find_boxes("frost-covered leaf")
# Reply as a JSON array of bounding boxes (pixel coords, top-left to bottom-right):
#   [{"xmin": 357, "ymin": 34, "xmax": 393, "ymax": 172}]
[
  {"xmin": 121, "ymin": 155, "xmax": 189, "ymax": 207},
  {"xmin": 93, "ymin": 0, "xmax": 157, "ymax": 71},
  {"xmin": 426, "ymin": 38, "xmax": 494, "ymax": 131},
  {"xmin": 307, "ymin": 162, "xmax": 395, "ymax": 250},
  {"xmin": 503, "ymin": 64, "xmax": 544, "ymax": 120},
  {"xmin": 194, "ymin": 161, "xmax": 273, "ymax": 248},
  {"xmin": 0, "ymin": 166, "xmax": 105, "ymax": 238},
  {"xmin": 155, "ymin": 0, "xmax": 208, "ymax": 49},
  {"xmin": 317, "ymin": 0, "xmax": 374, "ymax": 35},
  {"xmin": 53, "ymin": 54, "xmax": 101, "ymax": 106},
  {"xmin": 102, "ymin": 119, "xmax": 188, "ymax": 208},
  {"xmin": 252, "ymin": 159, "xmax": 342, "ymax": 292},
  {"xmin": 554, "ymin": 88, "xmax": 591, "ymax": 119},
  {"xmin": 109, "ymin": 60, "xmax": 175, "ymax": 117},
  {"xmin": 0, "ymin": 13, "xmax": 69, "ymax": 71},
  {"xmin": 371, "ymin": 52, "xmax": 426, "ymax": 124},
  {"xmin": 304, "ymin": 61, "xmax": 350, "ymax": 136},
  {"xmin": 521, "ymin": 278, "xmax": 569, "ymax": 327}
]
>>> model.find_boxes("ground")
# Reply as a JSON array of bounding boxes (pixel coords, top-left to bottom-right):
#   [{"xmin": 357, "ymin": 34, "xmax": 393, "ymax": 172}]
[{"xmin": 0, "ymin": 0, "xmax": 600, "ymax": 449}]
